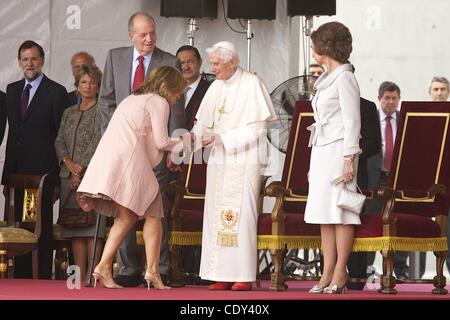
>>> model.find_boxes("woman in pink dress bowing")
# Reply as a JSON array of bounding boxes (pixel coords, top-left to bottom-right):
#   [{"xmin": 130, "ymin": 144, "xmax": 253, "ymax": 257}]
[{"xmin": 77, "ymin": 66, "xmax": 188, "ymax": 289}]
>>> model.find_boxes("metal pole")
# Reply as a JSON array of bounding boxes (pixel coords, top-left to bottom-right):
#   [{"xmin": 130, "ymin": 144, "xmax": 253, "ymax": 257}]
[
  {"xmin": 246, "ymin": 19, "xmax": 253, "ymax": 72},
  {"xmin": 85, "ymin": 213, "xmax": 101, "ymax": 287},
  {"xmin": 187, "ymin": 18, "xmax": 197, "ymax": 46},
  {"xmin": 304, "ymin": 16, "xmax": 313, "ymax": 74}
]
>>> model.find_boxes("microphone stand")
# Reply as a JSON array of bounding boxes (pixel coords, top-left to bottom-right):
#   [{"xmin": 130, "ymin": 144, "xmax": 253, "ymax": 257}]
[{"xmin": 246, "ymin": 19, "xmax": 254, "ymax": 72}]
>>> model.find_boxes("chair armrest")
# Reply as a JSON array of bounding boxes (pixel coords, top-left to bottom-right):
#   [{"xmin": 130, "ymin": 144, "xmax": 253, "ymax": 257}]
[
  {"xmin": 260, "ymin": 176, "xmax": 271, "ymax": 195},
  {"xmin": 373, "ymin": 184, "xmax": 446, "ymax": 236},
  {"xmin": 265, "ymin": 181, "xmax": 288, "ymax": 198},
  {"xmin": 168, "ymin": 180, "xmax": 188, "ymax": 231},
  {"xmin": 264, "ymin": 181, "xmax": 288, "ymax": 234},
  {"xmin": 168, "ymin": 180, "xmax": 187, "ymax": 196},
  {"xmin": 395, "ymin": 184, "xmax": 446, "ymax": 201}
]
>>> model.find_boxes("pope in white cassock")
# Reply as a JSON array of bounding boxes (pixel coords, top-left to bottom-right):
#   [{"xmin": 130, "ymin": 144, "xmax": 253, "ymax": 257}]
[{"xmin": 192, "ymin": 41, "xmax": 277, "ymax": 291}]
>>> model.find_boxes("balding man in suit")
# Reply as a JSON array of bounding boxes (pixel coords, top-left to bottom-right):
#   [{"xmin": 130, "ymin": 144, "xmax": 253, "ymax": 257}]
[{"xmin": 98, "ymin": 11, "xmax": 185, "ymax": 287}]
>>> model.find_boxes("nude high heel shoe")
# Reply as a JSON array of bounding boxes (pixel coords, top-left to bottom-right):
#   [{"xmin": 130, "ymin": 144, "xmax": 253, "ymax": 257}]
[
  {"xmin": 144, "ymin": 271, "xmax": 171, "ymax": 290},
  {"xmin": 92, "ymin": 268, "xmax": 123, "ymax": 289}
]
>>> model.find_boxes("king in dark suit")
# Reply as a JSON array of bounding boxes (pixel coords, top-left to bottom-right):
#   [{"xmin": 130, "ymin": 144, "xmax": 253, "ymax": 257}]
[{"xmin": 2, "ymin": 40, "xmax": 70, "ymax": 279}]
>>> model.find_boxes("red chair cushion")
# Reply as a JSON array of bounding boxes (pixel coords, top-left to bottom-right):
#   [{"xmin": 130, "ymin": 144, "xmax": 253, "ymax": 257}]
[
  {"xmin": 355, "ymin": 213, "xmax": 441, "ymax": 238},
  {"xmin": 257, "ymin": 213, "xmax": 320, "ymax": 236}
]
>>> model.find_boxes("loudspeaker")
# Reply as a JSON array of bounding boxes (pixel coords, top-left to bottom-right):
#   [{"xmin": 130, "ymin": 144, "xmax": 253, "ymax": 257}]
[
  {"xmin": 160, "ymin": 0, "xmax": 218, "ymax": 18},
  {"xmin": 287, "ymin": 0, "xmax": 336, "ymax": 16},
  {"xmin": 227, "ymin": 0, "xmax": 276, "ymax": 20}
]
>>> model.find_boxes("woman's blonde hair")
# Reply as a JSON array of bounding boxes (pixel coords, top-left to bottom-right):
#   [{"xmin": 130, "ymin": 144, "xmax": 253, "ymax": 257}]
[{"xmin": 134, "ymin": 66, "xmax": 187, "ymax": 100}]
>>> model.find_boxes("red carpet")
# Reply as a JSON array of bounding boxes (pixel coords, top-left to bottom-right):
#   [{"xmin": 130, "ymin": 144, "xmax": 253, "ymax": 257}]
[{"xmin": 0, "ymin": 279, "xmax": 449, "ymax": 300}]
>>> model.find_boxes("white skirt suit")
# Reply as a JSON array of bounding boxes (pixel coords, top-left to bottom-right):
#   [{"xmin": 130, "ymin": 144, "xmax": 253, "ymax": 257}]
[{"xmin": 304, "ymin": 63, "xmax": 362, "ymax": 225}]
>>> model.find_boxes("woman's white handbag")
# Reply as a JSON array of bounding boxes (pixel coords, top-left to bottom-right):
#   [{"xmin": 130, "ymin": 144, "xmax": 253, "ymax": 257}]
[{"xmin": 337, "ymin": 183, "xmax": 366, "ymax": 214}]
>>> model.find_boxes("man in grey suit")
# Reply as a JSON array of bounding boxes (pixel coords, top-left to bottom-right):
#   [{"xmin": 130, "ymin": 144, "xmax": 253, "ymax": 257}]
[{"xmin": 98, "ymin": 11, "xmax": 185, "ymax": 287}]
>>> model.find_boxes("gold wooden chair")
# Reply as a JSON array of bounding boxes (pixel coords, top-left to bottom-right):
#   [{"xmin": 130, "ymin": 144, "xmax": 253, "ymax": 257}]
[
  {"xmin": 261, "ymin": 101, "xmax": 321, "ymax": 291},
  {"xmin": 167, "ymin": 147, "xmax": 207, "ymax": 283},
  {"xmin": 352, "ymin": 101, "xmax": 450, "ymax": 294},
  {"xmin": 0, "ymin": 174, "xmax": 47, "ymax": 278}
]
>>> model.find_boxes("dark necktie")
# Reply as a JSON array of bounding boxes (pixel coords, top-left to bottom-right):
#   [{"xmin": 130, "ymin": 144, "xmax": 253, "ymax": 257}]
[
  {"xmin": 384, "ymin": 116, "xmax": 394, "ymax": 173},
  {"xmin": 20, "ymin": 83, "xmax": 32, "ymax": 121},
  {"xmin": 132, "ymin": 55, "xmax": 145, "ymax": 92}
]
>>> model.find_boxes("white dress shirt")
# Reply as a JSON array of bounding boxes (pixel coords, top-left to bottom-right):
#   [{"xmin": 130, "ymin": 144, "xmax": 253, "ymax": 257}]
[{"xmin": 184, "ymin": 75, "xmax": 201, "ymax": 108}]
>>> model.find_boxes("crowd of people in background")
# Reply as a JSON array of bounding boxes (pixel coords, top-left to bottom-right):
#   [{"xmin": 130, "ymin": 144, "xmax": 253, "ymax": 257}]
[{"xmin": 0, "ymin": 11, "xmax": 448, "ymax": 294}]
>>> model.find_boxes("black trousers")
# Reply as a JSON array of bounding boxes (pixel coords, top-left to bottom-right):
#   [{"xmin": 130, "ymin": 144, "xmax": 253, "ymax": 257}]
[{"xmin": 13, "ymin": 173, "xmax": 58, "ymax": 279}]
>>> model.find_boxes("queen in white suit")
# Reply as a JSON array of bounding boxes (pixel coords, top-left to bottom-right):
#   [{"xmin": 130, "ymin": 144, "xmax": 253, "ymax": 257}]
[{"xmin": 304, "ymin": 22, "xmax": 361, "ymax": 294}]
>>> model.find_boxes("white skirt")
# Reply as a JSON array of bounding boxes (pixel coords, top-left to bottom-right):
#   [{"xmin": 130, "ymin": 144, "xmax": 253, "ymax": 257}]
[{"xmin": 304, "ymin": 139, "xmax": 361, "ymax": 225}]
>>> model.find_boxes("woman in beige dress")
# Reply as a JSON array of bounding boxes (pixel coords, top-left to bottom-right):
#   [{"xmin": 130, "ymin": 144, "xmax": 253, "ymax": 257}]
[{"xmin": 77, "ymin": 66, "xmax": 187, "ymax": 289}]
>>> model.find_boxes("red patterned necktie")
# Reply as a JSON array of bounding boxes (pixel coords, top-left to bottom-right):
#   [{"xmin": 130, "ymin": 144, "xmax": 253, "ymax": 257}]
[
  {"xmin": 132, "ymin": 55, "xmax": 145, "ymax": 92},
  {"xmin": 20, "ymin": 83, "xmax": 32, "ymax": 121},
  {"xmin": 384, "ymin": 116, "xmax": 394, "ymax": 173}
]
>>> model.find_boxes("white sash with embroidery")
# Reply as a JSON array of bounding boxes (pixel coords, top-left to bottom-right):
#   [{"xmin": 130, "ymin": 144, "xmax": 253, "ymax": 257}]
[{"xmin": 216, "ymin": 152, "xmax": 246, "ymax": 247}]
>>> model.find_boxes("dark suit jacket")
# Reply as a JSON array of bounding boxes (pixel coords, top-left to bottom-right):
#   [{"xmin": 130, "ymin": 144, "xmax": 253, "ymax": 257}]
[
  {"xmin": 364, "ymin": 109, "xmax": 400, "ymax": 212},
  {"xmin": 67, "ymin": 90, "xmax": 80, "ymax": 106},
  {"xmin": 0, "ymin": 90, "xmax": 6, "ymax": 145},
  {"xmin": 367, "ymin": 109, "xmax": 400, "ymax": 186},
  {"xmin": 185, "ymin": 77, "xmax": 212, "ymax": 130},
  {"xmin": 1, "ymin": 75, "xmax": 70, "ymax": 185},
  {"xmin": 357, "ymin": 97, "xmax": 381, "ymax": 189}
]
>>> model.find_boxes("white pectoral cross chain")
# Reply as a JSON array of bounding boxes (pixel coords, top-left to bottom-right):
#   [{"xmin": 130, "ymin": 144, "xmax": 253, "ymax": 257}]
[{"xmin": 216, "ymin": 71, "xmax": 242, "ymax": 122}]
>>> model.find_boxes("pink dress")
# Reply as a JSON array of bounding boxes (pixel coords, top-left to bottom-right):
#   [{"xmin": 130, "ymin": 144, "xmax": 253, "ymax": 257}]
[{"xmin": 77, "ymin": 93, "xmax": 182, "ymax": 218}]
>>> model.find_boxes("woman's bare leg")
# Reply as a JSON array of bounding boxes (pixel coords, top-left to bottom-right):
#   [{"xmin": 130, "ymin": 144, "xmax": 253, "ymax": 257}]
[
  {"xmin": 142, "ymin": 214, "xmax": 170, "ymax": 289},
  {"xmin": 143, "ymin": 216, "xmax": 162, "ymax": 274},
  {"xmin": 330, "ymin": 224, "xmax": 354, "ymax": 288},
  {"xmin": 93, "ymin": 203, "xmax": 137, "ymax": 287},
  {"xmin": 319, "ymin": 224, "xmax": 337, "ymax": 288}
]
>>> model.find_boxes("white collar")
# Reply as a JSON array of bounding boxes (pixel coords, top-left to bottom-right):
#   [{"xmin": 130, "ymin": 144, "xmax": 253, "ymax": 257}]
[
  {"xmin": 188, "ymin": 75, "xmax": 202, "ymax": 92},
  {"xmin": 379, "ymin": 108, "xmax": 398, "ymax": 121},
  {"xmin": 314, "ymin": 63, "xmax": 353, "ymax": 91},
  {"xmin": 224, "ymin": 67, "xmax": 242, "ymax": 85},
  {"xmin": 132, "ymin": 47, "xmax": 152, "ymax": 62},
  {"xmin": 25, "ymin": 72, "xmax": 44, "ymax": 88}
]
